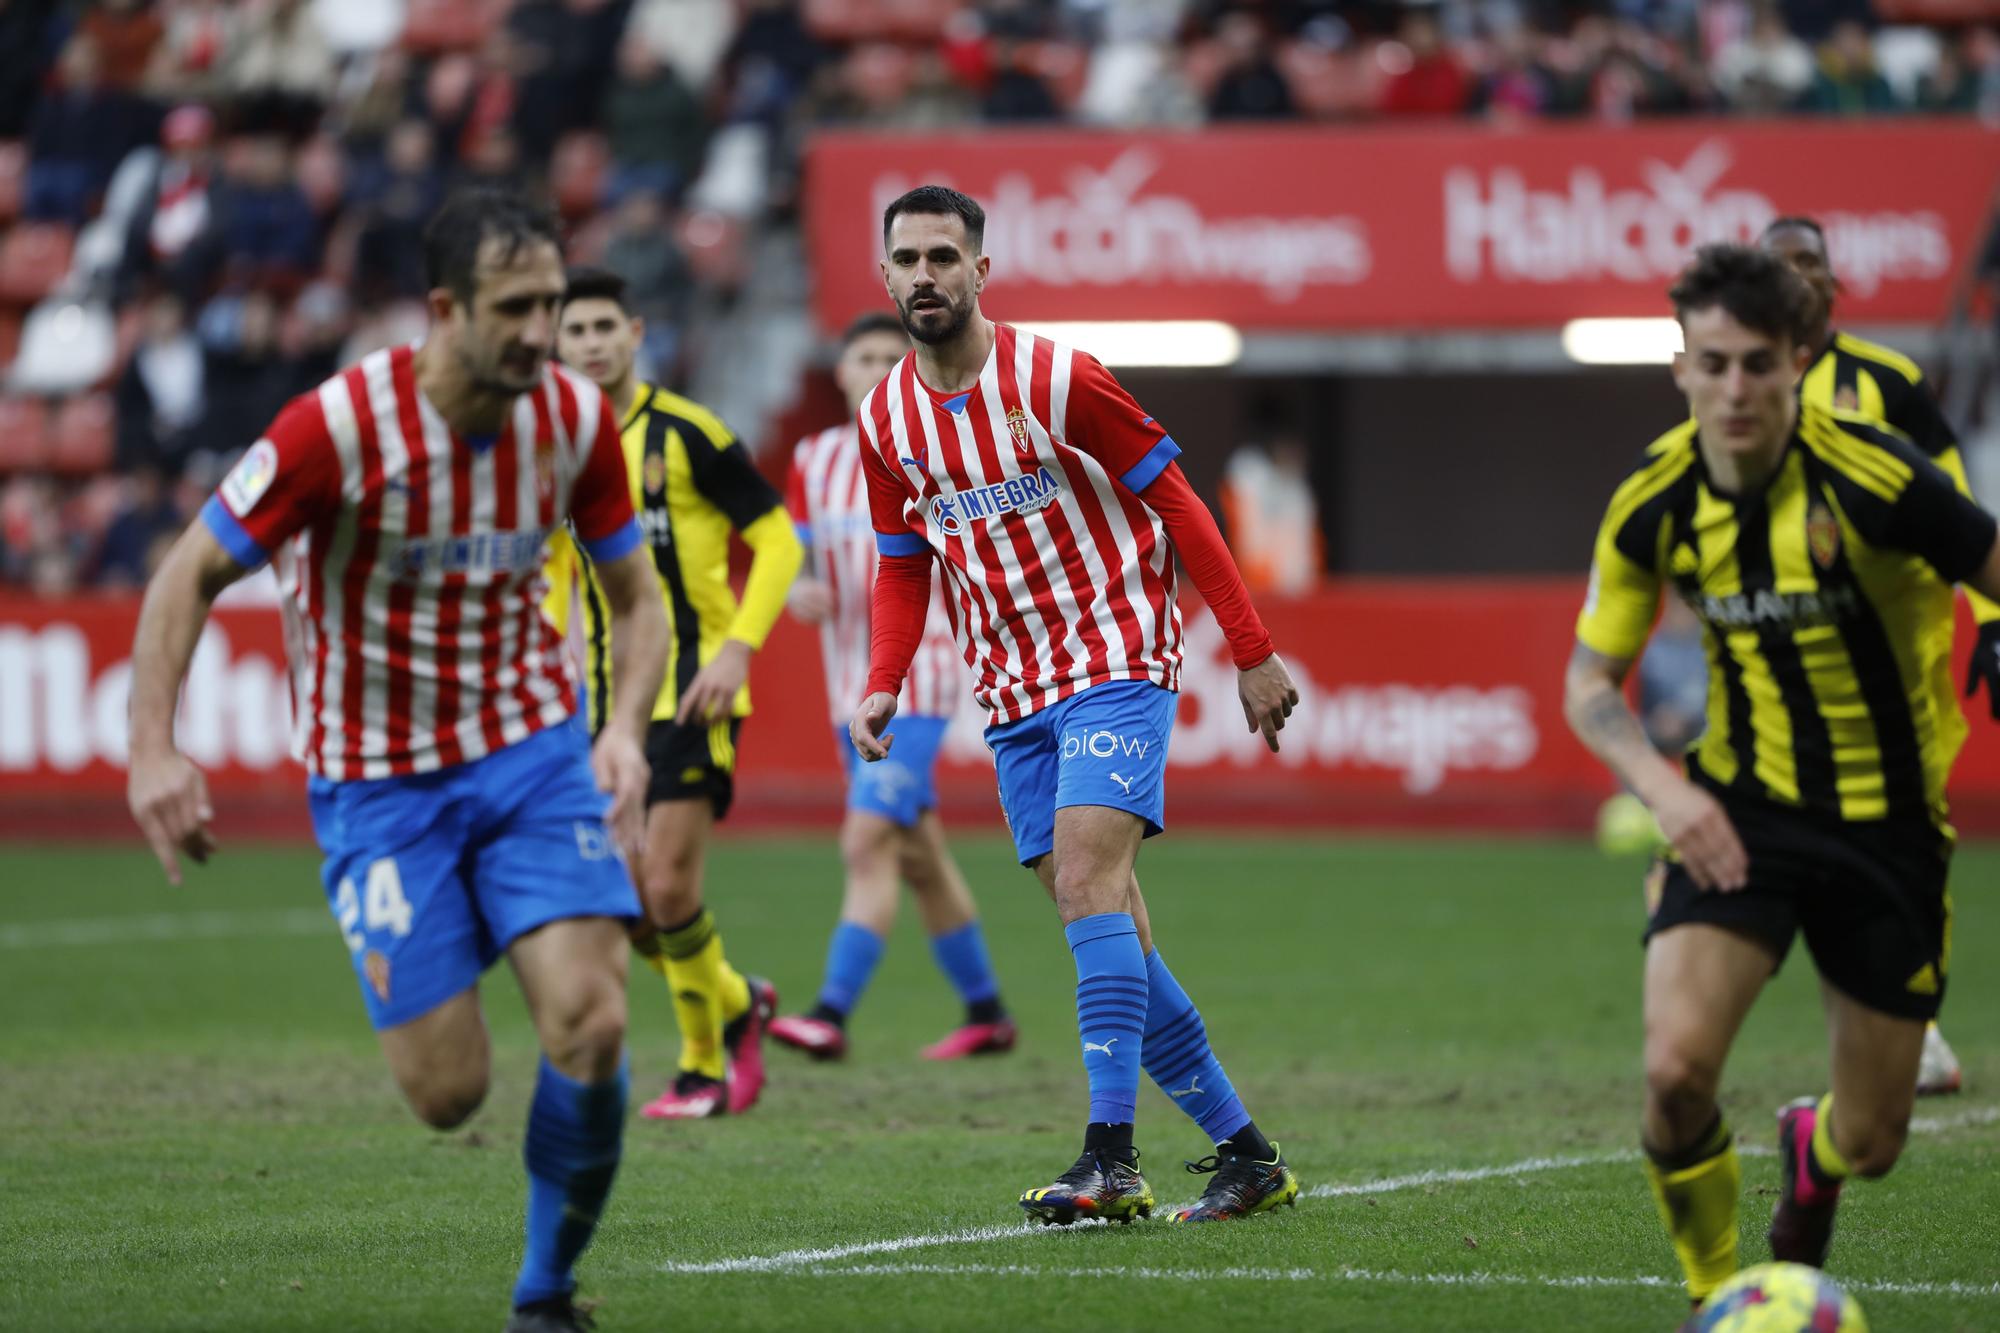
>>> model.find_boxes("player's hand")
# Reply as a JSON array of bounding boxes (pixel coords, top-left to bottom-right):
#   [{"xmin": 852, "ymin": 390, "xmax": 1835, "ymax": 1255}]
[
  {"xmin": 1238, "ymin": 653, "xmax": 1299, "ymax": 753},
  {"xmin": 675, "ymin": 639, "xmax": 751, "ymax": 727},
  {"xmin": 788, "ymin": 577, "xmax": 833, "ymax": 624},
  {"xmin": 1649, "ymin": 779, "xmax": 1749, "ymax": 893},
  {"xmin": 1964, "ymin": 622, "xmax": 2000, "ymax": 721},
  {"xmin": 850, "ymin": 691, "xmax": 897, "ymax": 761},
  {"xmin": 127, "ymin": 747, "xmax": 217, "ymax": 887},
  {"xmin": 591, "ymin": 722, "xmax": 650, "ymax": 869}
]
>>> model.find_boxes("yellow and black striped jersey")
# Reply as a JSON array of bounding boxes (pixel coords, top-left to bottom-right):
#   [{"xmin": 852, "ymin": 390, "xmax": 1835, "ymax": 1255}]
[
  {"xmin": 1802, "ymin": 330, "xmax": 2000, "ymax": 629},
  {"xmin": 1578, "ymin": 401, "xmax": 1999, "ymax": 826},
  {"xmin": 544, "ymin": 383, "xmax": 802, "ymax": 733}
]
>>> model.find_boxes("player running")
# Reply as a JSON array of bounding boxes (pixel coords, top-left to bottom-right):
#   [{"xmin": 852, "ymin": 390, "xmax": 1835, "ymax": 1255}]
[
  {"xmin": 543, "ymin": 266, "xmax": 801, "ymax": 1120},
  {"xmin": 768, "ymin": 311, "xmax": 1014, "ymax": 1062},
  {"xmin": 1761, "ymin": 213, "xmax": 1992, "ymax": 1097},
  {"xmin": 1565, "ymin": 244, "xmax": 2000, "ymax": 1311},
  {"xmin": 851, "ymin": 186, "xmax": 1301, "ymax": 1225},
  {"xmin": 127, "ymin": 191, "xmax": 668, "ymax": 1333}
]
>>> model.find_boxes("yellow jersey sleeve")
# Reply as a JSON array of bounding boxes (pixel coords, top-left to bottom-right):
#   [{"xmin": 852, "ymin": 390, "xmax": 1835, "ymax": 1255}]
[
  {"xmin": 543, "ymin": 526, "xmax": 579, "ymax": 639},
  {"xmin": 726, "ymin": 505, "xmax": 804, "ymax": 651},
  {"xmin": 1576, "ymin": 510, "xmax": 1662, "ymax": 662}
]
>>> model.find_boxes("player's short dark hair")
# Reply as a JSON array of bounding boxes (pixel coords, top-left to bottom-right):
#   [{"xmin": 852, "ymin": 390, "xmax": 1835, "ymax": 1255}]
[
  {"xmin": 562, "ymin": 266, "xmax": 629, "ymax": 314},
  {"xmin": 1761, "ymin": 215, "xmax": 1827, "ymax": 248},
  {"xmin": 423, "ymin": 189, "xmax": 562, "ymax": 303},
  {"xmin": 1668, "ymin": 243, "xmax": 1814, "ymax": 346},
  {"xmin": 881, "ymin": 185, "xmax": 985, "ymax": 253},
  {"xmin": 840, "ymin": 311, "xmax": 907, "ymax": 349}
]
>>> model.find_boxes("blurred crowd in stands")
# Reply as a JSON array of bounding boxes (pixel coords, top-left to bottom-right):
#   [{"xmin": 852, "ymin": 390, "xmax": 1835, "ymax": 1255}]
[{"xmin": 0, "ymin": 0, "xmax": 1997, "ymax": 595}]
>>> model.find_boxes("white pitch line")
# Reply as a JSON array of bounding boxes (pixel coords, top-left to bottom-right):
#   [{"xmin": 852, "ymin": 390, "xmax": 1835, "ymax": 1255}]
[
  {"xmin": 665, "ymin": 1101, "xmax": 1997, "ymax": 1278},
  {"xmin": 0, "ymin": 907, "xmax": 330, "ymax": 950}
]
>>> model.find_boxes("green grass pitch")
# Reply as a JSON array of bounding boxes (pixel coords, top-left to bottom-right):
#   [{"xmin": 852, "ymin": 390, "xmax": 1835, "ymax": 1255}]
[{"xmin": 1, "ymin": 833, "xmax": 1995, "ymax": 1331}]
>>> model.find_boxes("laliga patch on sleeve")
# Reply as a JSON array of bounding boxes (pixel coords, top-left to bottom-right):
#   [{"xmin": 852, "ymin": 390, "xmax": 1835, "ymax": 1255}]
[{"xmin": 220, "ymin": 439, "xmax": 279, "ymax": 516}]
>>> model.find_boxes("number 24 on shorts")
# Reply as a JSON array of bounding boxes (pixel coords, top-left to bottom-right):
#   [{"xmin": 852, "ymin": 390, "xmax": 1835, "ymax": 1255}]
[{"xmin": 334, "ymin": 858, "xmax": 414, "ymax": 954}]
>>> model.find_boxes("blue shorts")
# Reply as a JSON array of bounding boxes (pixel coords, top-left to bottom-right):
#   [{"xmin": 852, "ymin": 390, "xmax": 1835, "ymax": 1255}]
[
  {"xmin": 839, "ymin": 715, "xmax": 948, "ymax": 828},
  {"xmin": 985, "ymin": 679, "xmax": 1176, "ymax": 867},
  {"xmin": 307, "ymin": 718, "xmax": 642, "ymax": 1030}
]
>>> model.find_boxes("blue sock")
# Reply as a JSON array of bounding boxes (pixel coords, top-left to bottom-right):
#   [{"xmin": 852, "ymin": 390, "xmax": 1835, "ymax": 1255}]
[
  {"xmin": 929, "ymin": 920, "xmax": 999, "ymax": 1006},
  {"xmin": 816, "ymin": 920, "xmax": 886, "ymax": 1016},
  {"xmin": 1142, "ymin": 949, "xmax": 1250, "ymax": 1145},
  {"xmin": 514, "ymin": 1056, "xmax": 628, "ymax": 1309},
  {"xmin": 1065, "ymin": 913, "xmax": 1147, "ymax": 1125}
]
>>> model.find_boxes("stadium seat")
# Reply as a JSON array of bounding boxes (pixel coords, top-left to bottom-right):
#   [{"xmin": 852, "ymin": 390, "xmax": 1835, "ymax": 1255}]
[
  {"xmin": 401, "ymin": 0, "xmax": 500, "ymax": 53},
  {"xmin": 0, "ymin": 310, "xmax": 20, "ymax": 371},
  {"xmin": 0, "ymin": 395, "xmax": 50, "ymax": 472},
  {"xmin": 550, "ymin": 132, "xmax": 609, "ymax": 220},
  {"xmin": 0, "ymin": 223, "xmax": 77, "ymax": 307},
  {"xmin": 47, "ymin": 392, "xmax": 114, "ymax": 476},
  {"xmin": 846, "ymin": 44, "xmax": 918, "ymax": 112},
  {"xmin": 0, "ymin": 141, "xmax": 23, "ymax": 225}
]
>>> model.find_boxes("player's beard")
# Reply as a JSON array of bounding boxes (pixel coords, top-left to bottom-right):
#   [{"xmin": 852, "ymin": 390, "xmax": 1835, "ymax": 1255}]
[
  {"xmin": 461, "ymin": 338, "xmax": 544, "ymax": 396},
  {"xmin": 899, "ymin": 289, "xmax": 970, "ymax": 346}
]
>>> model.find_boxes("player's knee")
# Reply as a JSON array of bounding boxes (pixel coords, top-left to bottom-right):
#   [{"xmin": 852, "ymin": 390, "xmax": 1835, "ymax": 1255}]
[
  {"xmin": 1839, "ymin": 1115, "xmax": 1909, "ymax": 1178},
  {"xmin": 1643, "ymin": 1043, "xmax": 1720, "ymax": 1116},
  {"xmin": 839, "ymin": 815, "xmax": 897, "ymax": 875},
  {"xmin": 1051, "ymin": 860, "xmax": 1126, "ymax": 919},
  {"xmin": 410, "ymin": 1077, "xmax": 488, "ymax": 1130}
]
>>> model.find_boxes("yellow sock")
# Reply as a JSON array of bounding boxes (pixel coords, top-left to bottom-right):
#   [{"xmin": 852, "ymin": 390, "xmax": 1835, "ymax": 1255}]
[
  {"xmin": 660, "ymin": 909, "xmax": 727, "ymax": 1080},
  {"xmin": 716, "ymin": 957, "xmax": 750, "ymax": 1024},
  {"xmin": 1643, "ymin": 1117, "xmax": 1741, "ymax": 1304},
  {"xmin": 1809, "ymin": 1093, "xmax": 1852, "ymax": 1185}
]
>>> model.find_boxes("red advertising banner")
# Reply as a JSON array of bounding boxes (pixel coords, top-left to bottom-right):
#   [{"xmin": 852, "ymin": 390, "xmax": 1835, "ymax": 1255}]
[
  {"xmin": 11, "ymin": 587, "xmax": 2000, "ymax": 836},
  {"xmin": 804, "ymin": 120, "xmax": 2000, "ymax": 332}
]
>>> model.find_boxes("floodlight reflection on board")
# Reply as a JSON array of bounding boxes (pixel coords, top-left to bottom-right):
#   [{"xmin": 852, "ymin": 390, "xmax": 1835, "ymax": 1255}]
[
  {"xmin": 1011, "ymin": 321, "xmax": 1244, "ymax": 368},
  {"xmin": 1562, "ymin": 318, "xmax": 1684, "ymax": 366}
]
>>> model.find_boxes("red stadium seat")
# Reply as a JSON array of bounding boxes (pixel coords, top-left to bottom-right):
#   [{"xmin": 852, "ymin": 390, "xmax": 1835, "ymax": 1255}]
[
  {"xmin": 0, "ymin": 141, "xmax": 24, "ymax": 225},
  {"xmin": 0, "ymin": 309, "xmax": 21, "ymax": 370},
  {"xmin": 0, "ymin": 395, "xmax": 50, "ymax": 472},
  {"xmin": 0, "ymin": 223, "xmax": 76, "ymax": 307},
  {"xmin": 845, "ymin": 44, "xmax": 917, "ymax": 111},
  {"xmin": 47, "ymin": 392, "xmax": 114, "ymax": 476},
  {"xmin": 550, "ymin": 132, "xmax": 609, "ymax": 220},
  {"xmin": 1022, "ymin": 41, "xmax": 1089, "ymax": 111},
  {"xmin": 402, "ymin": 0, "xmax": 500, "ymax": 53}
]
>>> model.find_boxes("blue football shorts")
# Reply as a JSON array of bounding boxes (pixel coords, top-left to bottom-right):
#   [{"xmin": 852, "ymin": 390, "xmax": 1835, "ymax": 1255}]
[
  {"xmin": 838, "ymin": 714, "xmax": 949, "ymax": 828},
  {"xmin": 984, "ymin": 678, "xmax": 1177, "ymax": 867},
  {"xmin": 306, "ymin": 717, "xmax": 641, "ymax": 1030}
]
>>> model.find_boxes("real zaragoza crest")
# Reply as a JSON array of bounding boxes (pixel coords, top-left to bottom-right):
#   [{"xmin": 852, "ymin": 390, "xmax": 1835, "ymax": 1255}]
[{"xmin": 1807, "ymin": 501, "xmax": 1841, "ymax": 569}]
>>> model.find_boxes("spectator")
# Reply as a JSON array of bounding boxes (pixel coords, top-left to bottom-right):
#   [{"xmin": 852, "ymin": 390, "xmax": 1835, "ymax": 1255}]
[
  {"xmin": 983, "ymin": 39, "xmax": 1063, "ymax": 121},
  {"xmin": 1208, "ymin": 12, "xmax": 1298, "ymax": 120},
  {"xmin": 601, "ymin": 189, "xmax": 691, "ymax": 379},
  {"xmin": 722, "ymin": 0, "xmax": 830, "ymax": 125},
  {"xmin": 118, "ymin": 102, "xmax": 219, "ymax": 304},
  {"xmin": 349, "ymin": 119, "xmax": 444, "ymax": 303},
  {"xmin": 114, "ymin": 290, "xmax": 205, "ymax": 474},
  {"xmin": 1479, "ymin": 27, "xmax": 1556, "ymax": 120},
  {"xmin": 1800, "ymin": 20, "xmax": 1898, "ymax": 114},
  {"xmin": 194, "ymin": 289, "xmax": 303, "ymax": 467},
  {"xmin": 142, "ymin": 0, "xmax": 235, "ymax": 101},
  {"xmin": 1378, "ymin": 6, "xmax": 1471, "ymax": 118},
  {"xmin": 78, "ymin": 0, "xmax": 165, "ymax": 94},
  {"xmin": 1712, "ymin": 0, "xmax": 1814, "ymax": 113},
  {"xmin": 25, "ymin": 34, "xmax": 158, "ymax": 225},
  {"xmin": 195, "ymin": 133, "xmax": 321, "ymax": 295},
  {"xmin": 221, "ymin": 0, "xmax": 337, "ymax": 134},
  {"xmin": 602, "ymin": 33, "xmax": 706, "ymax": 204},
  {"xmin": 1918, "ymin": 27, "xmax": 2000, "ymax": 116},
  {"xmin": 0, "ymin": 0, "xmax": 61, "ymax": 138},
  {"xmin": 1218, "ymin": 411, "xmax": 1322, "ymax": 597},
  {"xmin": 90, "ymin": 465, "xmax": 183, "ymax": 588}
]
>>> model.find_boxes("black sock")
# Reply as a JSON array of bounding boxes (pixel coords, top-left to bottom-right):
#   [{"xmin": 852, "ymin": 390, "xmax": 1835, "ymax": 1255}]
[
  {"xmin": 808, "ymin": 1002, "xmax": 848, "ymax": 1028},
  {"xmin": 1083, "ymin": 1121, "xmax": 1135, "ymax": 1158},
  {"xmin": 967, "ymin": 997, "xmax": 1005, "ymax": 1025},
  {"xmin": 1218, "ymin": 1121, "xmax": 1275, "ymax": 1161}
]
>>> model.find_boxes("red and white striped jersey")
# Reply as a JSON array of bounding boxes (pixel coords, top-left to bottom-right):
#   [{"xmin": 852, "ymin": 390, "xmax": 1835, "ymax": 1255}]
[
  {"xmin": 858, "ymin": 324, "xmax": 1185, "ymax": 727},
  {"xmin": 787, "ymin": 423, "xmax": 964, "ymax": 726},
  {"xmin": 199, "ymin": 344, "xmax": 640, "ymax": 781}
]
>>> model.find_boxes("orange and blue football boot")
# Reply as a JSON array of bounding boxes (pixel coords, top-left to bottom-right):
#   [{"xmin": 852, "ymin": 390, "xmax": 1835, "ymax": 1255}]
[
  {"xmin": 1020, "ymin": 1148, "xmax": 1153, "ymax": 1226},
  {"xmin": 1170, "ymin": 1142, "xmax": 1299, "ymax": 1222}
]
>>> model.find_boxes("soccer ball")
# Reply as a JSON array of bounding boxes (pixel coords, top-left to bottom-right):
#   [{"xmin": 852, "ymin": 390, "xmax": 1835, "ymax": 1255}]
[
  {"xmin": 1595, "ymin": 791, "xmax": 1663, "ymax": 855},
  {"xmin": 1691, "ymin": 1263, "xmax": 1868, "ymax": 1332}
]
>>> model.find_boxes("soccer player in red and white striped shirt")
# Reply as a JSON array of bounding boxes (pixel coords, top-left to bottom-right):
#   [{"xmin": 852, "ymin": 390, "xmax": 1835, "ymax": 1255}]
[
  {"xmin": 125, "ymin": 191, "xmax": 670, "ymax": 1333},
  {"xmin": 850, "ymin": 186, "xmax": 1303, "ymax": 1225},
  {"xmin": 767, "ymin": 311, "xmax": 1013, "ymax": 1064}
]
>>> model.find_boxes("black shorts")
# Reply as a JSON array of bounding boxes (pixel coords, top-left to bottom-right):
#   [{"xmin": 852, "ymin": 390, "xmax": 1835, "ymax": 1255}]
[
  {"xmin": 644, "ymin": 717, "xmax": 743, "ymax": 818},
  {"xmin": 1644, "ymin": 793, "xmax": 1952, "ymax": 1021}
]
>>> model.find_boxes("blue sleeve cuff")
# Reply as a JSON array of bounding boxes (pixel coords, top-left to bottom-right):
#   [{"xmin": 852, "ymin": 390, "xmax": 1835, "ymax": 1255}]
[
  {"xmin": 201, "ymin": 495, "xmax": 269, "ymax": 570},
  {"xmin": 794, "ymin": 520, "xmax": 813, "ymax": 544},
  {"xmin": 580, "ymin": 518, "xmax": 643, "ymax": 564},
  {"xmin": 876, "ymin": 529, "xmax": 928, "ymax": 557},
  {"xmin": 1119, "ymin": 435, "xmax": 1182, "ymax": 493}
]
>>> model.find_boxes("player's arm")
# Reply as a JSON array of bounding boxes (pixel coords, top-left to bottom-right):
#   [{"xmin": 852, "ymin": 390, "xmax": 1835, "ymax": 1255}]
[
  {"xmin": 1565, "ymin": 509, "xmax": 1747, "ymax": 892},
  {"xmin": 129, "ymin": 402, "xmax": 335, "ymax": 885},
  {"xmin": 570, "ymin": 394, "xmax": 668, "ymax": 864},
  {"xmin": 676, "ymin": 423, "xmax": 805, "ymax": 725},
  {"xmin": 852, "ymin": 411, "xmax": 928, "ymax": 761},
  {"xmin": 1067, "ymin": 353, "xmax": 1296, "ymax": 750},
  {"xmin": 781, "ymin": 448, "xmax": 831, "ymax": 623},
  {"xmin": 1921, "ymin": 424, "xmax": 2000, "ymax": 714}
]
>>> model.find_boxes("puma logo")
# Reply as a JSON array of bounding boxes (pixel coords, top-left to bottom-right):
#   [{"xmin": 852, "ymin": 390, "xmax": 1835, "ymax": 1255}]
[
  {"xmin": 1109, "ymin": 773, "xmax": 1135, "ymax": 795},
  {"xmin": 1168, "ymin": 1075, "xmax": 1203, "ymax": 1100},
  {"xmin": 1083, "ymin": 1038, "xmax": 1120, "ymax": 1057}
]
